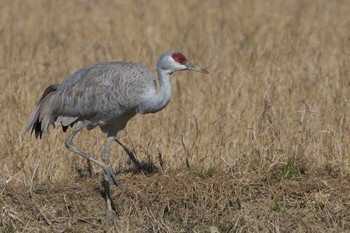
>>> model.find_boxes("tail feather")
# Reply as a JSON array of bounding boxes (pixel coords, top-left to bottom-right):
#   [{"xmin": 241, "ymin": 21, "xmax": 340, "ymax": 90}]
[{"xmin": 25, "ymin": 84, "xmax": 60, "ymax": 138}]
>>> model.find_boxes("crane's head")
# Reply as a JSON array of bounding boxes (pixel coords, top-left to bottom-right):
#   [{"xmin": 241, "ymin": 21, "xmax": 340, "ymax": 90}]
[{"xmin": 157, "ymin": 51, "xmax": 208, "ymax": 74}]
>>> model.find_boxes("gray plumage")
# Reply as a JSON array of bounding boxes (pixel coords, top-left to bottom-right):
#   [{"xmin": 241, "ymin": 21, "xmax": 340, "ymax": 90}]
[{"xmin": 25, "ymin": 50, "xmax": 208, "ymax": 217}]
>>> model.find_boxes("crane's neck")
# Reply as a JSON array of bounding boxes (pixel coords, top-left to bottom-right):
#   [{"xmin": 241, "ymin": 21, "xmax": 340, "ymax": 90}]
[{"xmin": 141, "ymin": 68, "xmax": 172, "ymax": 114}]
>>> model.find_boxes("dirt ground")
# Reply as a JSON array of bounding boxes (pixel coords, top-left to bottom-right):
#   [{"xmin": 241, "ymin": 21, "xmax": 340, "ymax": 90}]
[{"xmin": 1, "ymin": 168, "xmax": 350, "ymax": 233}]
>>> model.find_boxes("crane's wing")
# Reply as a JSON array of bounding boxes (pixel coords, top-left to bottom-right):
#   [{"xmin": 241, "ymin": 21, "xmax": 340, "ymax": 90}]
[
  {"xmin": 26, "ymin": 61, "xmax": 156, "ymax": 137},
  {"xmin": 53, "ymin": 62, "xmax": 155, "ymax": 126}
]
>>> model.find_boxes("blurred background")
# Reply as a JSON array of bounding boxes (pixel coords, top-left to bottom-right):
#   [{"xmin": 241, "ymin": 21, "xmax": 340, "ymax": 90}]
[{"xmin": 1, "ymin": 0, "xmax": 350, "ymax": 184}]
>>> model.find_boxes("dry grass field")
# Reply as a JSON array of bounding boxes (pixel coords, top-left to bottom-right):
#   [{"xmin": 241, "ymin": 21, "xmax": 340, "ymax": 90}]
[{"xmin": 1, "ymin": 0, "xmax": 350, "ymax": 232}]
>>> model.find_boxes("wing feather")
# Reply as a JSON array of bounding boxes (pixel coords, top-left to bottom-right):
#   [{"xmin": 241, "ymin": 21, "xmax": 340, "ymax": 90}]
[{"xmin": 52, "ymin": 62, "xmax": 156, "ymax": 124}]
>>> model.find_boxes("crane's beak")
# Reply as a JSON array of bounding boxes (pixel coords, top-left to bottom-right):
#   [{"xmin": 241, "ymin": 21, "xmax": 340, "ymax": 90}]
[{"xmin": 185, "ymin": 61, "xmax": 209, "ymax": 74}]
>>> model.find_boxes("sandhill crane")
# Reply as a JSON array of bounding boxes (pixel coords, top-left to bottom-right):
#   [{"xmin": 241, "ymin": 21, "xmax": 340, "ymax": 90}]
[{"xmin": 25, "ymin": 50, "xmax": 208, "ymax": 217}]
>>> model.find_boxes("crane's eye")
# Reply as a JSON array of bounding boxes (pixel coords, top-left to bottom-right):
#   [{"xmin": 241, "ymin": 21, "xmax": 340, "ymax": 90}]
[{"xmin": 172, "ymin": 53, "xmax": 187, "ymax": 65}]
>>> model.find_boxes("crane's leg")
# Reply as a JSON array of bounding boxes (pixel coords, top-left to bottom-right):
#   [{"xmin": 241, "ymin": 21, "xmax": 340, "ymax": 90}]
[
  {"xmin": 65, "ymin": 121, "xmax": 121, "ymax": 187},
  {"xmin": 115, "ymin": 138, "xmax": 142, "ymax": 172},
  {"xmin": 101, "ymin": 133, "xmax": 117, "ymax": 217}
]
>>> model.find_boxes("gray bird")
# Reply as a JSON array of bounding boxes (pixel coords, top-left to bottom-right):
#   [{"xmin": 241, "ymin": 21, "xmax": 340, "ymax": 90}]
[{"xmin": 25, "ymin": 50, "xmax": 208, "ymax": 217}]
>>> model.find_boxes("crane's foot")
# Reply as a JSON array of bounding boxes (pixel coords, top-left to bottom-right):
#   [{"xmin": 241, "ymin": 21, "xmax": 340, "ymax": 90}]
[
  {"xmin": 105, "ymin": 209, "xmax": 116, "ymax": 221},
  {"xmin": 102, "ymin": 210, "xmax": 118, "ymax": 229}
]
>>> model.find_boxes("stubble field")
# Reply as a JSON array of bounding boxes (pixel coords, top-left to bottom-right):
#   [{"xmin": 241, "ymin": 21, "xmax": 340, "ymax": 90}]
[{"xmin": 1, "ymin": 0, "xmax": 350, "ymax": 232}]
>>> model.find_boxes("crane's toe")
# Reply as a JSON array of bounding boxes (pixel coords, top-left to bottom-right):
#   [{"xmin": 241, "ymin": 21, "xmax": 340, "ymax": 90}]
[
  {"xmin": 102, "ymin": 209, "xmax": 118, "ymax": 229},
  {"xmin": 105, "ymin": 209, "xmax": 116, "ymax": 220}
]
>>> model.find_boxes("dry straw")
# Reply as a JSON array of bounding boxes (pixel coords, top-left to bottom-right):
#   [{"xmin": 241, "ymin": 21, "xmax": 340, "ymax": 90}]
[{"xmin": 0, "ymin": 0, "xmax": 349, "ymax": 184}]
